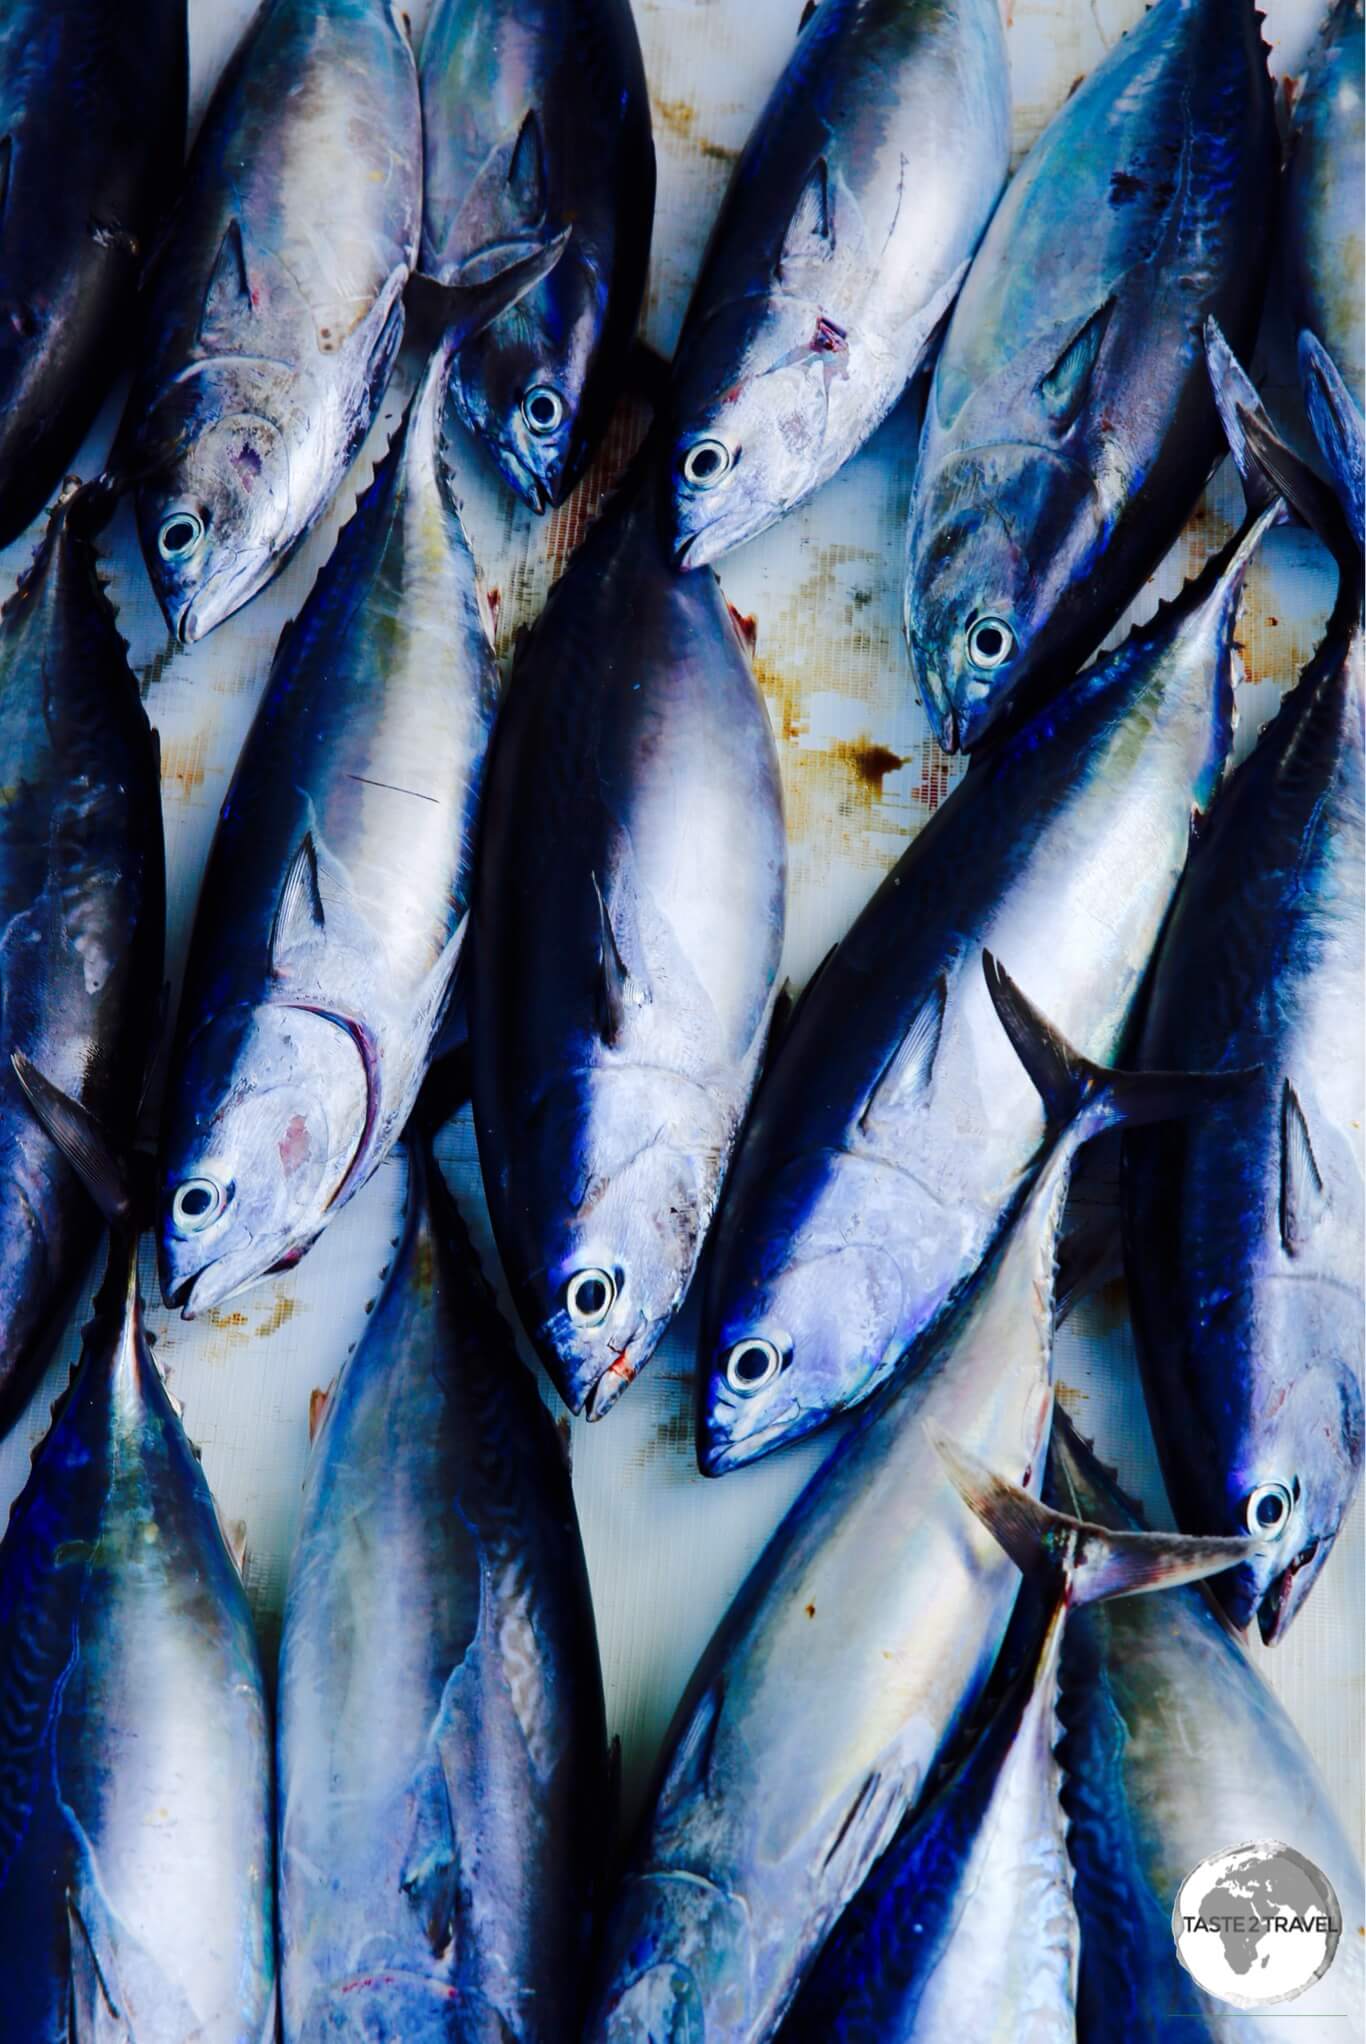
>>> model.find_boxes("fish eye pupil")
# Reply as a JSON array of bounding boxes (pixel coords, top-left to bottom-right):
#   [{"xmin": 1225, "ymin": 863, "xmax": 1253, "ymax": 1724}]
[
  {"xmin": 1248, "ymin": 1482, "xmax": 1292, "ymax": 1532},
  {"xmin": 173, "ymin": 1177, "xmax": 226, "ymax": 1233},
  {"xmin": 522, "ymin": 385, "xmax": 563, "ymax": 435},
  {"xmin": 726, "ymin": 1338, "xmax": 781, "ymax": 1393},
  {"xmin": 683, "ymin": 439, "xmax": 731, "ymax": 488},
  {"xmin": 967, "ymin": 616, "xmax": 1014, "ymax": 670},
  {"xmin": 566, "ymin": 1267, "xmax": 616, "ymax": 1327},
  {"xmin": 159, "ymin": 512, "xmax": 203, "ymax": 560}
]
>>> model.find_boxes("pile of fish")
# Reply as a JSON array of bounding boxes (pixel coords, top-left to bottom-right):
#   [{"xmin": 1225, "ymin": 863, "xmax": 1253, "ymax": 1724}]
[{"xmin": 0, "ymin": 0, "xmax": 1360, "ymax": 2037}]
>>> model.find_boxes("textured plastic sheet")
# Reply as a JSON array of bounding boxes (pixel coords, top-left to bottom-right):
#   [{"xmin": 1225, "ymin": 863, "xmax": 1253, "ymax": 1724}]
[{"xmin": 0, "ymin": 0, "xmax": 1358, "ymax": 1853}]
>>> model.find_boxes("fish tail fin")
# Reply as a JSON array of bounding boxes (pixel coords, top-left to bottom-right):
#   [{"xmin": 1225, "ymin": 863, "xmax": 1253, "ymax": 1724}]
[
  {"xmin": 927, "ymin": 1420, "xmax": 1260, "ymax": 1608},
  {"xmin": 406, "ymin": 226, "xmax": 572, "ymax": 353},
  {"xmin": 980, "ymin": 952, "xmax": 1252, "ymax": 1144}
]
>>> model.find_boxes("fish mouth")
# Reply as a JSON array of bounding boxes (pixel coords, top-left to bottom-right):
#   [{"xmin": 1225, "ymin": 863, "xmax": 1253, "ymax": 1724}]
[
  {"xmin": 165, "ymin": 1254, "xmax": 272, "ymax": 1320},
  {"xmin": 698, "ymin": 1408, "xmax": 804, "ymax": 1477},
  {"xmin": 1255, "ymin": 1540, "xmax": 1325, "ymax": 1645},
  {"xmin": 583, "ymin": 1353, "xmax": 638, "ymax": 1421}
]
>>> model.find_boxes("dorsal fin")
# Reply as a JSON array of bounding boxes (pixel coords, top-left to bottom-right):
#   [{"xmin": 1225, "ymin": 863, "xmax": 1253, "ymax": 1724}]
[
  {"xmin": 1280, "ymin": 1079, "xmax": 1330, "ymax": 1255},
  {"xmin": 269, "ymin": 834, "xmax": 326, "ymax": 979},
  {"xmin": 858, "ymin": 975, "xmax": 946, "ymax": 1134},
  {"xmin": 659, "ymin": 1680, "xmax": 724, "ymax": 1813},
  {"xmin": 1039, "ymin": 297, "xmax": 1114, "ymax": 429},
  {"xmin": 198, "ymin": 220, "xmax": 253, "ymax": 351},
  {"xmin": 778, "ymin": 158, "xmax": 834, "ymax": 276}
]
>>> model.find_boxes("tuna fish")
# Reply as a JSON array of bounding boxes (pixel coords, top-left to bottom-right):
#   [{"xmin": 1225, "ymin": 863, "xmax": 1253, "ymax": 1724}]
[
  {"xmin": 1053, "ymin": 1414, "xmax": 1365, "ymax": 2042},
  {"xmin": 159, "ymin": 339, "xmax": 495, "ymax": 1315},
  {"xmin": 277, "ymin": 1128, "xmax": 606, "ymax": 2042},
  {"xmin": 664, "ymin": 0, "xmax": 1010, "ymax": 569},
  {"xmin": 903, "ymin": 0, "xmax": 1277, "ymax": 751},
  {"xmin": 698, "ymin": 379, "xmax": 1278, "ymax": 1475},
  {"xmin": 584, "ymin": 958, "xmax": 1223, "ymax": 2043},
  {"xmin": 1123, "ymin": 336, "xmax": 1364, "ymax": 1643},
  {"xmin": 0, "ymin": 1226, "xmax": 275, "ymax": 2040},
  {"xmin": 780, "ymin": 1435, "xmax": 1260, "ymax": 2044},
  {"xmin": 420, "ymin": 0, "xmax": 655, "ymax": 510},
  {"xmin": 469, "ymin": 478, "xmax": 786, "ymax": 1419},
  {"xmin": 107, "ymin": 0, "xmax": 563, "ymax": 642},
  {"xmin": 0, "ymin": 489, "xmax": 164, "ymax": 1436},
  {"xmin": 1285, "ymin": 0, "xmax": 1364, "ymax": 414},
  {"xmin": 0, "ymin": 0, "xmax": 186, "ymax": 546}
]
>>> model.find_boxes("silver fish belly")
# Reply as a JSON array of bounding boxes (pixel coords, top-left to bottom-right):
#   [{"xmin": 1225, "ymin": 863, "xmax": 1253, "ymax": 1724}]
[
  {"xmin": 159, "ymin": 340, "xmax": 495, "ymax": 1316},
  {"xmin": 0, "ymin": 1242, "xmax": 274, "ymax": 2041},
  {"xmin": 666, "ymin": 0, "xmax": 1010, "ymax": 568},
  {"xmin": 277, "ymin": 1135, "xmax": 606, "ymax": 2043},
  {"xmin": 470, "ymin": 480, "xmax": 786, "ymax": 1420},
  {"xmin": 903, "ymin": 0, "xmax": 1276, "ymax": 751},
  {"xmin": 112, "ymin": 0, "xmax": 421, "ymax": 641}
]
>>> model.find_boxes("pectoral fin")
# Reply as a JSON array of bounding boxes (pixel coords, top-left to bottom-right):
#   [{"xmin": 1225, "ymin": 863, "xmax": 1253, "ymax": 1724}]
[
  {"xmin": 858, "ymin": 976, "xmax": 946, "ymax": 1135},
  {"xmin": 1039, "ymin": 297, "xmax": 1114, "ymax": 430},
  {"xmin": 10, "ymin": 1052, "xmax": 130, "ymax": 1227},
  {"xmin": 593, "ymin": 871, "xmax": 651, "ymax": 1048},
  {"xmin": 269, "ymin": 834, "xmax": 326, "ymax": 980},
  {"xmin": 778, "ymin": 159, "xmax": 834, "ymax": 277},
  {"xmin": 1280, "ymin": 1079, "xmax": 1330, "ymax": 1256},
  {"xmin": 67, "ymin": 1890, "xmax": 134, "ymax": 2042},
  {"xmin": 399, "ymin": 1747, "xmax": 460, "ymax": 1959},
  {"xmin": 198, "ymin": 219, "xmax": 253, "ymax": 351}
]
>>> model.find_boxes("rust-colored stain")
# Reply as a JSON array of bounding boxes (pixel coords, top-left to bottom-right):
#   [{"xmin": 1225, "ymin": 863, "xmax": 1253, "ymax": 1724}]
[
  {"xmin": 805, "ymin": 1601, "xmax": 816, "ymax": 1619},
  {"xmin": 832, "ymin": 739, "xmax": 906, "ymax": 796},
  {"xmin": 159, "ymin": 730, "xmax": 210, "ymax": 798},
  {"xmin": 206, "ymin": 1293, "xmax": 298, "ymax": 1342},
  {"xmin": 653, "ymin": 93, "xmax": 739, "ymax": 167}
]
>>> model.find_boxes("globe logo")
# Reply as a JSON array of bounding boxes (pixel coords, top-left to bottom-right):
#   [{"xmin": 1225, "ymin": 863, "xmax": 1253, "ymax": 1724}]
[{"xmin": 1172, "ymin": 1841, "xmax": 1343, "ymax": 2008}]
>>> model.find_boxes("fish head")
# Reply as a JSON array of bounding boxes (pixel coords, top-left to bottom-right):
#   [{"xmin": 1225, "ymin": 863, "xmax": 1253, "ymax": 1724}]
[
  {"xmin": 904, "ymin": 439, "xmax": 1105, "ymax": 750},
  {"xmin": 134, "ymin": 389, "xmax": 292, "ymax": 642},
  {"xmin": 1212, "ymin": 1299, "xmax": 1364, "ymax": 1645},
  {"xmin": 450, "ymin": 278, "xmax": 596, "ymax": 512},
  {"xmin": 698, "ymin": 1239, "xmax": 907, "ymax": 1475},
  {"xmin": 666, "ymin": 297, "xmax": 846, "ymax": 567},
  {"xmin": 159, "ymin": 1003, "xmax": 369, "ymax": 1316},
  {"xmin": 519, "ymin": 1094, "xmax": 711, "ymax": 1416}
]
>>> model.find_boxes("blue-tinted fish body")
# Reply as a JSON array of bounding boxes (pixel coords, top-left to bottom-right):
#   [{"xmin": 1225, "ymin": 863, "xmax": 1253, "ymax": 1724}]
[
  {"xmin": 665, "ymin": 0, "xmax": 1010, "ymax": 566},
  {"xmin": 470, "ymin": 481, "xmax": 786, "ymax": 1419},
  {"xmin": 1124, "ymin": 385, "xmax": 1364, "ymax": 1643},
  {"xmin": 0, "ymin": 495, "xmax": 164, "ymax": 1435},
  {"xmin": 586, "ymin": 987, "xmax": 1121, "ymax": 2043},
  {"xmin": 1286, "ymin": 0, "xmax": 1364, "ymax": 412},
  {"xmin": 420, "ymin": 0, "xmax": 654, "ymax": 509},
  {"xmin": 112, "ymin": 0, "xmax": 421, "ymax": 640},
  {"xmin": 278, "ymin": 1135, "xmax": 605, "ymax": 2041},
  {"xmin": 904, "ymin": 0, "xmax": 1276, "ymax": 750},
  {"xmin": 0, "ymin": 0, "xmax": 186, "ymax": 544},
  {"xmin": 1054, "ymin": 1417, "xmax": 1365, "ymax": 2042},
  {"xmin": 159, "ymin": 341, "xmax": 496, "ymax": 1315},
  {"xmin": 698, "ymin": 498, "xmax": 1276, "ymax": 1474},
  {"xmin": 0, "ymin": 1241, "xmax": 274, "ymax": 2040}
]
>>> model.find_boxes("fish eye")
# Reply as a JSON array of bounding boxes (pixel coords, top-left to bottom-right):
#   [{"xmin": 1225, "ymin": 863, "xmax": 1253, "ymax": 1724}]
[
  {"xmin": 724, "ymin": 1337, "xmax": 783, "ymax": 1396},
  {"xmin": 681, "ymin": 439, "xmax": 732, "ymax": 490},
  {"xmin": 172, "ymin": 1176, "xmax": 229, "ymax": 1234},
  {"xmin": 1246, "ymin": 1482, "xmax": 1294, "ymax": 1535},
  {"xmin": 966, "ymin": 616, "xmax": 1014, "ymax": 671},
  {"xmin": 522, "ymin": 385, "xmax": 565, "ymax": 436},
  {"xmin": 566, "ymin": 1267, "xmax": 616, "ymax": 1328},
  {"xmin": 158, "ymin": 510, "xmax": 205, "ymax": 561}
]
